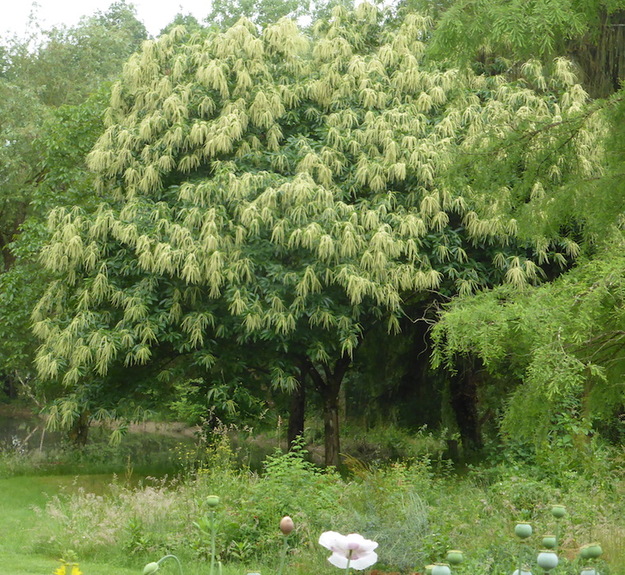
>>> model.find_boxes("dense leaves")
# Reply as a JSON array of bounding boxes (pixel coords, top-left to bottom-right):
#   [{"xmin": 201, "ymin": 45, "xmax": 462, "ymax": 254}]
[
  {"xmin": 0, "ymin": 3, "xmax": 147, "ymax": 408},
  {"xmin": 432, "ymin": 233, "xmax": 625, "ymax": 453},
  {"xmin": 0, "ymin": 0, "xmax": 622, "ymax": 463},
  {"xmin": 29, "ymin": 2, "xmax": 609, "ymax": 462}
]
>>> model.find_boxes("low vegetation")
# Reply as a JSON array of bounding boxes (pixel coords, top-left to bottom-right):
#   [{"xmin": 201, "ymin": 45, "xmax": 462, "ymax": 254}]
[{"xmin": 1, "ymin": 424, "xmax": 623, "ymax": 575}]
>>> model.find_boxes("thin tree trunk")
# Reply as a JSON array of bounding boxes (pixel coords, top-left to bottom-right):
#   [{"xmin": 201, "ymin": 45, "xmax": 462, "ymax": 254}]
[
  {"xmin": 322, "ymin": 386, "xmax": 341, "ymax": 467},
  {"xmin": 68, "ymin": 411, "xmax": 90, "ymax": 446},
  {"xmin": 307, "ymin": 353, "xmax": 351, "ymax": 467}
]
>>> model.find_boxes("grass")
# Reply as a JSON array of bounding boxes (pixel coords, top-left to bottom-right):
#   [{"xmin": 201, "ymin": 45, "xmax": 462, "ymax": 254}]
[
  {"xmin": 0, "ymin": 475, "xmax": 141, "ymax": 575},
  {"xmin": 4, "ymin": 465, "xmax": 624, "ymax": 575}
]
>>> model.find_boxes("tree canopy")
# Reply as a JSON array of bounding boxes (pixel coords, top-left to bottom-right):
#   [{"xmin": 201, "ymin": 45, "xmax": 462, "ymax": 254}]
[{"xmin": 28, "ymin": 1, "xmax": 610, "ymax": 463}]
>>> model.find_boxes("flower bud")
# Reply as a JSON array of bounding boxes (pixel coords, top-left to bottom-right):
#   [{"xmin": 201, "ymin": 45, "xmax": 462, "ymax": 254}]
[
  {"xmin": 143, "ymin": 562, "xmax": 160, "ymax": 575},
  {"xmin": 280, "ymin": 516, "xmax": 295, "ymax": 535},
  {"xmin": 206, "ymin": 495, "xmax": 220, "ymax": 508}
]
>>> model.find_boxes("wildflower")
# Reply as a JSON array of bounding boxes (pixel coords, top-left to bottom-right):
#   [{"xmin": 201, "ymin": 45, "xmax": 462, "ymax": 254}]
[
  {"xmin": 319, "ymin": 531, "xmax": 378, "ymax": 570},
  {"xmin": 53, "ymin": 562, "xmax": 82, "ymax": 575}
]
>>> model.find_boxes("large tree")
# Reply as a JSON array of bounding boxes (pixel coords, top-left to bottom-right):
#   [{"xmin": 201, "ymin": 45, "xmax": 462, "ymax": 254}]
[{"xmin": 32, "ymin": 3, "xmax": 601, "ymax": 464}]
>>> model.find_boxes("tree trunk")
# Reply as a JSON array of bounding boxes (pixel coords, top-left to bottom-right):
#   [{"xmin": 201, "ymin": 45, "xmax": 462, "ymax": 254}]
[
  {"xmin": 449, "ymin": 357, "xmax": 483, "ymax": 454},
  {"xmin": 1, "ymin": 373, "xmax": 18, "ymax": 399},
  {"xmin": 307, "ymin": 353, "xmax": 351, "ymax": 467},
  {"xmin": 68, "ymin": 412, "xmax": 90, "ymax": 446},
  {"xmin": 321, "ymin": 385, "xmax": 341, "ymax": 467}
]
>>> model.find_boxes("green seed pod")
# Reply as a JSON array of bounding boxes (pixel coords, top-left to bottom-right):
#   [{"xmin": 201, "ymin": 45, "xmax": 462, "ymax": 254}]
[
  {"xmin": 206, "ymin": 495, "xmax": 220, "ymax": 508},
  {"xmin": 542, "ymin": 535, "xmax": 557, "ymax": 549},
  {"xmin": 515, "ymin": 522, "xmax": 533, "ymax": 539}
]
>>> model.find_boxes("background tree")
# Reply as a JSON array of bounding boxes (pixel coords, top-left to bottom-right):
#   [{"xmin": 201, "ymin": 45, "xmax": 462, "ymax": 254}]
[
  {"xmin": 0, "ymin": 3, "xmax": 147, "ymax": 407},
  {"xmin": 426, "ymin": 0, "xmax": 625, "ymax": 97},
  {"xmin": 204, "ymin": 0, "xmax": 354, "ymax": 29},
  {"xmin": 431, "ymin": 84, "xmax": 625, "ymax": 462}
]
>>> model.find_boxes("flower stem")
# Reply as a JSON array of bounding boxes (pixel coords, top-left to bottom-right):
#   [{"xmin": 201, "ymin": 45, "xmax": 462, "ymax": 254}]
[
  {"xmin": 345, "ymin": 550, "xmax": 352, "ymax": 575},
  {"xmin": 277, "ymin": 534, "xmax": 289, "ymax": 575},
  {"xmin": 209, "ymin": 509, "xmax": 217, "ymax": 575},
  {"xmin": 157, "ymin": 554, "xmax": 184, "ymax": 575}
]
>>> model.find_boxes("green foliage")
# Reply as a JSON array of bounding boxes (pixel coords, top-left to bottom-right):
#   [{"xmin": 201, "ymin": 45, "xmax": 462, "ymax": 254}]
[
  {"xmin": 26, "ymin": 432, "xmax": 432, "ymax": 570},
  {"xmin": 4, "ymin": 1, "xmax": 147, "ymax": 106},
  {"xmin": 424, "ymin": 0, "xmax": 625, "ymax": 97},
  {"xmin": 30, "ymin": 3, "xmax": 605, "ymax": 461},
  {"xmin": 0, "ymin": 424, "xmax": 191, "ymax": 478},
  {"xmin": 24, "ymin": 433, "xmax": 625, "ymax": 573},
  {"xmin": 429, "ymin": 0, "xmax": 589, "ymax": 62},
  {"xmin": 0, "ymin": 78, "xmax": 48, "ymax": 272},
  {"xmin": 0, "ymin": 2, "xmax": 147, "ymax": 410},
  {"xmin": 0, "ymin": 91, "xmax": 109, "ymax": 384},
  {"xmin": 0, "ymin": 415, "xmax": 623, "ymax": 573},
  {"xmin": 338, "ymin": 459, "xmax": 432, "ymax": 570},
  {"xmin": 432, "ymin": 232, "xmax": 625, "ymax": 458},
  {"xmin": 169, "ymin": 377, "xmax": 267, "ymax": 425},
  {"xmin": 262, "ymin": 437, "xmax": 339, "ymax": 516},
  {"xmin": 341, "ymin": 423, "xmax": 449, "ymax": 462},
  {"xmin": 206, "ymin": 0, "xmax": 313, "ymax": 28}
]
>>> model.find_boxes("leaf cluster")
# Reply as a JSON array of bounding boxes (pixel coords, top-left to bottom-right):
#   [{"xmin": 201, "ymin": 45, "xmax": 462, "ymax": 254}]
[{"xmin": 432, "ymin": 231, "xmax": 625, "ymax": 448}]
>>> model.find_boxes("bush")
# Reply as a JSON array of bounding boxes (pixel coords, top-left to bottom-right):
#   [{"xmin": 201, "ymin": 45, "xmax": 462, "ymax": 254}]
[{"xmin": 34, "ymin": 434, "xmax": 437, "ymax": 570}]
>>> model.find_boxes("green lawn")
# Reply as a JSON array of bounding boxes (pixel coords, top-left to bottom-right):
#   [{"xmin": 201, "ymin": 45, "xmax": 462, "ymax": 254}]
[{"xmin": 0, "ymin": 475, "xmax": 140, "ymax": 575}]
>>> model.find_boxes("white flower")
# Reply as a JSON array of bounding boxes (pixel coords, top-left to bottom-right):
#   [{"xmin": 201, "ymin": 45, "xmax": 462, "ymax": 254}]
[{"xmin": 319, "ymin": 531, "xmax": 378, "ymax": 570}]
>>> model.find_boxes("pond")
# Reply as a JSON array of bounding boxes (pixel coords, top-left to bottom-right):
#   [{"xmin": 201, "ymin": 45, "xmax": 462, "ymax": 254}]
[
  {"xmin": 0, "ymin": 411, "xmax": 61, "ymax": 453},
  {"xmin": 0, "ymin": 406, "xmax": 282, "ymax": 477}
]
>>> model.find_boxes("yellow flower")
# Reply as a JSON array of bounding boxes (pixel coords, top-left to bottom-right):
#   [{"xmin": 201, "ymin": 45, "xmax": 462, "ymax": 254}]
[{"xmin": 53, "ymin": 561, "xmax": 82, "ymax": 575}]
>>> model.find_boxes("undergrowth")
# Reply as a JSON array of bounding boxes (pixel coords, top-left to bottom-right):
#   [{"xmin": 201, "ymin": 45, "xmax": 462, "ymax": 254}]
[
  {"xmin": 1, "ymin": 420, "xmax": 624, "ymax": 575},
  {"xmin": 22, "ymin": 430, "xmax": 625, "ymax": 575}
]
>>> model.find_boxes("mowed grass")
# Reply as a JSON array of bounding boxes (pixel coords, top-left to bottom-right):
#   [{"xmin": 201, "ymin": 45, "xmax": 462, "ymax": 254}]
[{"xmin": 0, "ymin": 475, "xmax": 140, "ymax": 575}]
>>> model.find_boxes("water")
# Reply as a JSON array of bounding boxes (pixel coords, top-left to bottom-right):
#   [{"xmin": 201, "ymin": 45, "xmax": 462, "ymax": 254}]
[
  {"xmin": 0, "ymin": 410, "xmax": 189, "ymax": 477},
  {"xmin": 0, "ymin": 412, "xmax": 61, "ymax": 452}
]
